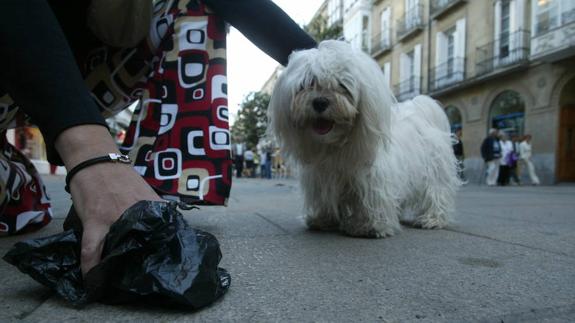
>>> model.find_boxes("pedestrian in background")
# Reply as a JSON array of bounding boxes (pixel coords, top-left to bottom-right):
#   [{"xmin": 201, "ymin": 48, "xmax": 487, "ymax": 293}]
[
  {"xmin": 509, "ymin": 134, "xmax": 522, "ymax": 185},
  {"xmin": 519, "ymin": 134, "xmax": 540, "ymax": 185},
  {"xmin": 480, "ymin": 128, "xmax": 501, "ymax": 186},
  {"xmin": 259, "ymin": 149, "xmax": 272, "ymax": 179},
  {"xmin": 497, "ymin": 131, "xmax": 513, "ymax": 186},
  {"xmin": 234, "ymin": 143, "xmax": 245, "ymax": 178},
  {"xmin": 253, "ymin": 153, "xmax": 260, "ymax": 178},
  {"xmin": 452, "ymin": 128, "xmax": 466, "ymax": 181},
  {"xmin": 244, "ymin": 148, "xmax": 255, "ymax": 178},
  {"xmin": 264, "ymin": 150, "xmax": 272, "ymax": 179},
  {"xmin": 259, "ymin": 149, "xmax": 266, "ymax": 178}
]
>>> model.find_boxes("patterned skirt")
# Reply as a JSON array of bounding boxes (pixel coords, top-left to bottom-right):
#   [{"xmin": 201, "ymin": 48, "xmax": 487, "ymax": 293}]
[{"xmin": 0, "ymin": 0, "xmax": 232, "ymax": 235}]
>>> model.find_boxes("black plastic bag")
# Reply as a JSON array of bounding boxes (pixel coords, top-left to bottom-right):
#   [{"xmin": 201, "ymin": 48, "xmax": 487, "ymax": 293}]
[{"xmin": 3, "ymin": 201, "xmax": 230, "ymax": 309}]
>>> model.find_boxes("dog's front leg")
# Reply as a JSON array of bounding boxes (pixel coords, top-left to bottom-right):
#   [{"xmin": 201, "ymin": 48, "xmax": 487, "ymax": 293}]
[
  {"xmin": 305, "ymin": 209, "xmax": 340, "ymax": 232},
  {"xmin": 339, "ymin": 190, "xmax": 400, "ymax": 238}
]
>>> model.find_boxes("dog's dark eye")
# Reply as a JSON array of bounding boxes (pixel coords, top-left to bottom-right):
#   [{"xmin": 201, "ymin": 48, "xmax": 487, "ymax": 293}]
[{"xmin": 339, "ymin": 82, "xmax": 352, "ymax": 97}]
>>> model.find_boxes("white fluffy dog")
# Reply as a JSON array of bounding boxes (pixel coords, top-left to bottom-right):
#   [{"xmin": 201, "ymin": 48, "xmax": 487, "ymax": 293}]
[{"xmin": 268, "ymin": 40, "xmax": 460, "ymax": 238}]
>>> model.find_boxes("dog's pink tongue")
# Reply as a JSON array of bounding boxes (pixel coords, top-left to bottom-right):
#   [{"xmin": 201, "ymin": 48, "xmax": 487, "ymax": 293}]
[{"xmin": 312, "ymin": 119, "xmax": 334, "ymax": 135}]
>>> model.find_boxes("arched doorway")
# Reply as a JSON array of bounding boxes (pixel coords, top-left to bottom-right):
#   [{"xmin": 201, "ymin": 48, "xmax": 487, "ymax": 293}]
[
  {"xmin": 489, "ymin": 90, "xmax": 525, "ymax": 136},
  {"xmin": 444, "ymin": 105, "xmax": 462, "ymax": 132},
  {"xmin": 557, "ymin": 78, "xmax": 575, "ymax": 181}
]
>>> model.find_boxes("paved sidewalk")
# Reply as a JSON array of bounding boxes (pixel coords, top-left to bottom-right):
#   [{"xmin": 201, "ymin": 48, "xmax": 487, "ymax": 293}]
[{"xmin": 1, "ymin": 176, "xmax": 574, "ymax": 322}]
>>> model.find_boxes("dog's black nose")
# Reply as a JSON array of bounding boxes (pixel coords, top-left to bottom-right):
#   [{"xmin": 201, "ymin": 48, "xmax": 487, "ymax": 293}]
[{"xmin": 312, "ymin": 97, "xmax": 329, "ymax": 113}]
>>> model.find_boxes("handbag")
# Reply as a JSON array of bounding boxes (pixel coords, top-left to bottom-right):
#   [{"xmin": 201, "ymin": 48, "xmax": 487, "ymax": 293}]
[{"xmin": 506, "ymin": 151, "xmax": 519, "ymax": 166}]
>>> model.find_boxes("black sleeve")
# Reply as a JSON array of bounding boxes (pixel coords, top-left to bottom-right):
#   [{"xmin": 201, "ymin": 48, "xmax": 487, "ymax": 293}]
[
  {"xmin": 0, "ymin": 0, "xmax": 108, "ymax": 165},
  {"xmin": 480, "ymin": 138, "xmax": 491, "ymax": 161},
  {"xmin": 202, "ymin": 0, "xmax": 317, "ymax": 66}
]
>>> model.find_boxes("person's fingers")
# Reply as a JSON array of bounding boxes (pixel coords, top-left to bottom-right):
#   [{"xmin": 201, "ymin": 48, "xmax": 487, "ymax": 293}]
[{"xmin": 80, "ymin": 223, "xmax": 108, "ymax": 275}]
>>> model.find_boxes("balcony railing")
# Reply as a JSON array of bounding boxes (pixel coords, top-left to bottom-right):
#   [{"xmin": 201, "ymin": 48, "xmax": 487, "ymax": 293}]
[
  {"xmin": 397, "ymin": 4, "xmax": 424, "ymax": 41},
  {"xmin": 531, "ymin": 8, "xmax": 575, "ymax": 61},
  {"xmin": 430, "ymin": 0, "xmax": 466, "ymax": 19},
  {"xmin": 535, "ymin": 8, "xmax": 575, "ymax": 36},
  {"xmin": 429, "ymin": 57, "xmax": 466, "ymax": 92},
  {"xmin": 370, "ymin": 32, "xmax": 392, "ymax": 56},
  {"xmin": 476, "ymin": 29, "xmax": 530, "ymax": 76},
  {"xmin": 394, "ymin": 76, "xmax": 422, "ymax": 102}
]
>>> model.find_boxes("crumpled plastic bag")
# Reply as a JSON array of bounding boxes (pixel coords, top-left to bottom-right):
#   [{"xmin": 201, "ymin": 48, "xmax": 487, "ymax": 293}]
[{"xmin": 3, "ymin": 200, "xmax": 230, "ymax": 309}]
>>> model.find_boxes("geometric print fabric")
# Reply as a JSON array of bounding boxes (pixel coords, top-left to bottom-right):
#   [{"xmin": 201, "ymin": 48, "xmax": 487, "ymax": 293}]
[{"xmin": 0, "ymin": 0, "xmax": 232, "ymax": 234}]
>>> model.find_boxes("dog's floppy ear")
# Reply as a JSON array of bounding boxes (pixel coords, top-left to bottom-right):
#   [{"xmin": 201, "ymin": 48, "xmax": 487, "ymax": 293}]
[
  {"xmin": 267, "ymin": 69, "xmax": 290, "ymax": 143},
  {"xmin": 350, "ymin": 47, "xmax": 396, "ymax": 147},
  {"xmin": 267, "ymin": 50, "xmax": 305, "ymax": 157}
]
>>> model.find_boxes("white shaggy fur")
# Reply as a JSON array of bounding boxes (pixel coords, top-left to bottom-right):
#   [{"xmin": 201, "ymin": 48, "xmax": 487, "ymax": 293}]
[{"xmin": 267, "ymin": 40, "xmax": 461, "ymax": 238}]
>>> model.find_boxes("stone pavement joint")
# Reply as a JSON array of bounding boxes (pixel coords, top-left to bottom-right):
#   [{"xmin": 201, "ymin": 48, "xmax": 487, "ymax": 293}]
[
  {"xmin": 14, "ymin": 289, "xmax": 53, "ymax": 320},
  {"xmin": 479, "ymin": 303, "xmax": 575, "ymax": 323},
  {"xmin": 444, "ymin": 227, "xmax": 575, "ymax": 259},
  {"xmin": 254, "ymin": 212, "xmax": 291, "ymax": 234}
]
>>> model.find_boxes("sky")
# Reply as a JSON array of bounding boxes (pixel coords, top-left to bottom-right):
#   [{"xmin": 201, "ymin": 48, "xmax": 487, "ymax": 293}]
[{"xmin": 226, "ymin": 0, "xmax": 324, "ymax": 125}]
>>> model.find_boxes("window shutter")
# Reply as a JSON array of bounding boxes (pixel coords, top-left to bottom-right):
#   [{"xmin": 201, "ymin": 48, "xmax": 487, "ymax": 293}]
[
  {"xmin": 435, "ymin": 31, "xmax": 447, "ymax": 85},
  {"xmin": 383, "ymin": 62, "xmax": 391, "ymax": 87},
  {"xmin": 510, "ymin": 0, "xmax": 517, "ymax": 32},
  {"xmin": 436, "ymin": 32, "xmax": 447, "ymax": 66},
  {"xmin": 564, "ymin": 0, "xmax": 575, "ymax": 18},
  {"xmin": 414, "ymin": 44, "xmax": 422, "ymax": 92},
  {"xmin": 381, "ymin": 8, "xmax": 391, "ymax": 46},
  {"xmin": 514, "ymin": 0, "xmax": 525, "ymax": 53},
  {"xmin": 515, "ymin": 0, "xmax": 524, "ymax": 31},
  {"xmin": 400, "ymin": 52, "xmax": 409, "ymax": 95},
  {"xmin": 494, "ymin": 0, "xmax": 502, "ymax": 59},
  {"xmin": 400, "ymin": 52, "xmax": 408, "ymax": 82},
  {"xmin": 455, "ymin": 18, "xmax": 466, "ymax": 80}
]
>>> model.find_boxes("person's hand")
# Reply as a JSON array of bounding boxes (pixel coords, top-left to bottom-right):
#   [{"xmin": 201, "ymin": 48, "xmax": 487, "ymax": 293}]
[{"xmin": 56, "ymin": 125, "xmax": 163, "ymax": 275}]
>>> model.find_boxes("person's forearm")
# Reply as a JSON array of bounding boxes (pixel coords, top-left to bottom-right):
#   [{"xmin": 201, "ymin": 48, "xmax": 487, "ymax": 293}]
[
  {"xmin": 55, "ymin": 125, "xmax": 121, "ymax": 169},
  {"xmin": 0, "ymin": 0, "xmax": 108, "ymax": 165},
  {"xmin": 202, "ymin": 0, "xmax": 317, "ymax": 66}
]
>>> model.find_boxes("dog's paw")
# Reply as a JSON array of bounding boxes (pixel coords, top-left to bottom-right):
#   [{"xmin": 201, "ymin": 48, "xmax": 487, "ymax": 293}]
[
  {"xmin": 341, "ymin": 227, "xmax": 395, "ymax": 239},
  {"xmin": 411, "ymin": 216, "xmax": 450, "ymax": 229},
  {"xmin": 364, "ymin": 229, "xmax": 394, "ymax": 239},
  {"xmin": 305, "ymin": 216, "xmax": 339, "ymax": 232}
]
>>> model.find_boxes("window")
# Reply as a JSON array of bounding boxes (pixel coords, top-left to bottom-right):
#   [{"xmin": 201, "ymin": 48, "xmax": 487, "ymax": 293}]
[
  {"xmin": 445, "ymin": 27, "xmax": 456, "ymax": 76},
  {"xmin": 563, "ymin": 0, "xmax": 575, "ymax": 24},
  {"xmin": 362, "ymin": 14, "xmax": 370, "ymax": 52},
  {"xmin": 344, "ymin": 0, "xmax": 358, "ymax": 13},
  {"xmin": 344, "ymin": 13, "xmax": 361, "ymax": 50},
  {"xmin": 407, "ymin": 50, "xmax": 415, "ymax": 78},
  {"xmin": 382, "ymin": 62, "xmax": 391, "ymax": 87},
  {"xmin": 399, "ymin": 44, "xmax": 421, "ymax": 100},
  {"xmin": 533, "ymin": 0, "xmax": 574, "ymax": 35},
  {"xmin": 405, "ymin": 0, "xmax": 420, "ymax": 29},
  {"xmin": 535, "ymin": 0, "xmax": 559, "ymax": 34},
  {"xmin": 494, "ymin": 0, "xmax": 526, "ymax": 65},
  {"xmin": 328, "ymin": 0, "xmax": 342, "ymax": 26},
  {"xmin": 445, "ymin": 106, "xmax": 463, "ymax": 132},
  {"xmin": 500, "ymin": 0, "xmax": 511, "ymax": 57},
  {"xmin": 406, "ymin": 0, "xmax": 418, "ymax": 10},
  {"xmin": 380, "ymin": 8, "xmax": 391, "ymax": 47},
  {"xmin": 438, "ymin": 0, "xmax": 449, "ymax": 7},
  {"xmin": 434, "ymin": 19, "xmax": 465, "ymax": 90},
  {"xmin": 489, "ymin": 90, "xmax": 525, "ymax": 136}
]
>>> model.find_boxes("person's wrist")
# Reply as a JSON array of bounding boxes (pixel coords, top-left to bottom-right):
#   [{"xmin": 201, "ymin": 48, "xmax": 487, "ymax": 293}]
[{"xmin": 54, "ymin": 125, "xmax": 121, "ymax": 169}]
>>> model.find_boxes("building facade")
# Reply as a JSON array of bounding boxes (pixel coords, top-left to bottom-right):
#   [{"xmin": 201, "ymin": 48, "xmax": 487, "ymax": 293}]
[
  {"xmin": 364, "ymin": 0, "xmax": 575, "ymax": 184},
  {"xmin": 257, "ymin": 0, "xmax": 575, "ymax": 184}
]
